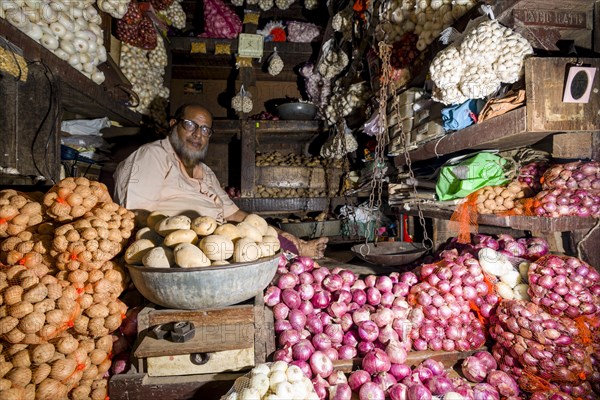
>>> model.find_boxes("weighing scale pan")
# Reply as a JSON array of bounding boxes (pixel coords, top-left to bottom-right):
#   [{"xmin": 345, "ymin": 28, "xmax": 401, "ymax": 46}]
[{"xmin": 351, "ymin": 241, "xmax": 427, "ymax": 267}]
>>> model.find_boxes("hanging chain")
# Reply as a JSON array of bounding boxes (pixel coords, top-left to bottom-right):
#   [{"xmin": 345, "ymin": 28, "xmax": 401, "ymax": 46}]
[
  {"xmin": 393, "ymin": 94, "xmax": 433, "ymax": 250},
  {"xmin": 363, "ymin": 41, "xmax": 392, "ymax": 247}
]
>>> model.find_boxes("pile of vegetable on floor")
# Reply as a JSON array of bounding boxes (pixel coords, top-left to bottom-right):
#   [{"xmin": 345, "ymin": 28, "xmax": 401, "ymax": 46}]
[
  {"xmin": 0, "ymin": 177, "xmax": 136, "ymax": 399},
  {"xmin": 237, "ymin": 231, "xmax": 600, "ymax": 400}
]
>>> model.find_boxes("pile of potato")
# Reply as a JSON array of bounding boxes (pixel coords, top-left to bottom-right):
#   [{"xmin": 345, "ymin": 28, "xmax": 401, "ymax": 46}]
[
  {"xmin": 0, "ymin": 177, "xmax": 134, "ymax": 400},
  {"xmin": 255, "ymin": 151, "xmax": 343, "ymax": 168},
  {"xmin": 125, "ymin": 213, "xmax": 281, "ymax": 268},
  {"xmin": 475, "ymin": 182, "xmax": 531, "ymax": 215},
  {"xmin": 254, "ymin": 185, "xmax": 329, "ymax": 199}
]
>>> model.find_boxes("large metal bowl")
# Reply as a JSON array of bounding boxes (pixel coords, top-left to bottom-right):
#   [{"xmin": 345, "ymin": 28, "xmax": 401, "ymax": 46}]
[
  {"xmin": 125, "ymin": 253, "xmax": 280, "ymax": 309},
  {"xmin": 277, "ymin": 103, "xmax": 318, "ymax": 120},
  {"xmin": 351, "ymin": 242, "xmax": 427, "ymax": 268}
]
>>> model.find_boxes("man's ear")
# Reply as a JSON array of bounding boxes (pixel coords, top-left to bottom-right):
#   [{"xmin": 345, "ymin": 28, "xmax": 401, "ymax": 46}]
[{"xmin": 169, "ymin": 119, "xmax": 177, "ymax": 128}]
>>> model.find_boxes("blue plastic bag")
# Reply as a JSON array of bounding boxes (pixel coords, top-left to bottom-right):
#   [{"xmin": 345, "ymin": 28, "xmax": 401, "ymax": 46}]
[{"xmin": 441, "ymin": 99, "xmax": 485, "ymax": 131}]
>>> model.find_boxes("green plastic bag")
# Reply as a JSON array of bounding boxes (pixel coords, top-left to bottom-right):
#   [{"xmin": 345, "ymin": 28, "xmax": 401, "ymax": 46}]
[{"xmin": 436, "ymin": 152, "xmax": 509, "ymax": 201}]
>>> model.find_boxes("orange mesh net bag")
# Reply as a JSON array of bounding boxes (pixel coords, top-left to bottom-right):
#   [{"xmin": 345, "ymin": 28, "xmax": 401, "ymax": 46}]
[{"xmin": 449, "ymin": 191, "xmax": 480, "ymax": 244}]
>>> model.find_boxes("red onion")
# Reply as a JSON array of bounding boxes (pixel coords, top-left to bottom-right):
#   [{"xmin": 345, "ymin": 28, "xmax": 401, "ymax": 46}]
[
  {"xmin": 318, "ymin": 311, "xmax": 333, "ymax": 326},
  {"xmin": 462, "ymin": 355, "xmax": 488, "ymax": 382},
  {"xmin": 274, "ymin": 320, "xmax": 292, "ymax": 334},
  {"xmin": 359, "ymin": 382, "xmax": 385, "ymax": 400},
  {"xmin": 278, "ymin": 329, "xmax": 301, "ymax": 347},
  {"xmin": 273, "ymin": 302, "xmax": 290, "ymax": 320},
  {"xmin": 413, "ymin": 338, "xmax": 428, "ymax": 351},
  {"xmin": 295, "ymin": 256, "xmax": 315, "ymax": 271},
  {"xmin": 371, "ymin": 308, "xmax": 394, "ymax": 327},
  {"xmin": 338, "ymin": 345, "xmax": 357, "ymax": 360},
  {"xmin": 329, "ymin": 383, "xmax": 352, "ymax": 400},
  {"xmin": 420, "ymin": 359, "xmax": 445, "ymax": 376},
  {"xmin": 473, "ymin": 383, "xmax": 500, "ymax": 400},
  {"xmin": 378, "ymin": 325, "xmax": 399, "ymax": 344},
  {"xmin": 343, "ymin": 330, "xmax": 360, "ymax": 347},
  {"xmin": 339, "ymin": 269, "xmax": 357, "ymax": 285},
  {"xmin": 312, "ymin": 291, "xmax": 331, "ymax": 308},
  {"xmin": 289, "ymin": 261, "xmax": 306, "ymax": 275},
  {"xmin": 352, "ymin": 289, "xmax": 367, "ymax": 306},
  {"xmin": 339, "ymin": 313, "xmax": 354, "ymax": 332},
  {"xmin": 277, "ymin": 273, "xmax": 298, "ymax": 289},
  {"xmin": 386, "ymin": 340, "xmax": 407, "ymax": 364},
  {"xmin": 366, "ymin": 287, "xmax": 382, "ymax": 305},
  {"xmin": 282, "ymin": 288, "xmax": 301, "ymax": 309},
  {"xmin": 297, "ymin": 283, "xmax": 315, "ymax": 301},
  {"xmin": 264, "ymin": 286, "xmax": 282, "ymax": 307},
  {"xmin": 486, "ymin": 370, "xmax": 519, "ymax": 397},
  {"xmin": 289, "ymin": 309, "xmax": 307, "ymax": 331},
  {"xmin": 353, "ymin": 306, "xmax": 371, "ymax": 324},
  {"xmin": 393, "ymin": 282, "xmax": 410, "ymax": 297},
  {"xmin": 299, "ymin": 271, "xmax": 314, "ymax": 284},
  {"xmin": 312, "ymin": 375, "xmax": 330, "ymax": 399},
  {"xmin": 373, "ymin": 371, "xmax": 397, "ymax": 392},
  {"xmin": 348, "ymin": 370, "xmax": 371, "ymax": 391},
  {"xmin": 310, "ymin": 350, "xmax": 334, "ymax": 378},
  {"xmin": 357, "ymin": 341, "xmax": 375, "ymax": 356},
  {"xmin": 426, "ymin": 375, "xmax": 453, "ymax": 395},
  {"xmin": 290, "ymin": 360, "xmax": 312, "ymax": 378},
  {"xmin": 292, "ymin": 339, "xmax": 315, "ymax": 361},
  {"xmin": 390, "ymin": 363, "xmax": 411, "ymax": 380},
  {"xmin": 312, "ymin": 267, "xmax": 330, "ymax": 283},
  {"xmin": 407, "ymin": 384, "xmax": 432, "ymax": 400},
  {"xmin": 358, "ymin": 320, "xmax": 380, "ymax": 342},
  {"xmin": 388, "ymin": 383, "xmax": 409, "ymax": 400},
  {"xmin": 323, "ymin": 274, "xmax": 344, "ymax": 292},
  {"xmin": 298, "ymin": 300, "xmax": 314, "ymax": 316},
  {"xmin": 328, "ymin": 299, "xmax": 348, "ymax": 318},
  {"xmin": 375, "ymin": 276, "xmax": 393, "ymax": 292},
  {"xmin": 305, "ymin": 314, "xmax": 324, "ymax": 335},
  {"xmin": 323, "ymin": 347, "xmax": 338, "ymax": 361},
  {"xmin": 273, "ymin": 346, "xmax": 292, "ymax": 362},
  {"xmin": 312, "ymin": 332, "xmax": 332, "ymax": 351},
  {"xmin": 362, "ymin": 348, "xmax": 391, "ymax": 375}
]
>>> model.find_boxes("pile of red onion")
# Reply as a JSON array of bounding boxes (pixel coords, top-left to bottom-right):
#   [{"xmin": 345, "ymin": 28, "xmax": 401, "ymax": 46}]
[
  {"xmin": 528, "ymin": 255, "xmax": 600, "ymax": 318},
  {"xmin": 490, "ymin": 300, "xmax": 593, "ymax": 385},
  {"xmin": 533, "ymin": 188, "xmax": 600, "ymax": 218},
  {"xmin": 408, "ymin": 252, "xmax": 487, "ymax": 352},
  {"xmin": 542, "ymin": 161, "xmax": 600, "ymax": 191},
  {"xmin": 266, "ymin": 255, "xmax": 417, "ymax": 383},
  {"xmin": 518, "ymin": 161, "xmax": 549, "ymax": 192},
  {"xmin": 461, "ymin": 350, "xmax": 521, "ymax": 399},
  {"xmin": 347, "ymin": 356, "xmax": 475, "ymax": 400},
  {"xmin": 442, "ymin": 233, "xmax": 549, "ymax": 261}
]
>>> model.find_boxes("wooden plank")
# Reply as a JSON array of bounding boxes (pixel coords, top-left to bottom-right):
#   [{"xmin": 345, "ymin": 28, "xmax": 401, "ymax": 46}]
[
  {"xmin": 551, "ymin": 132, "xmax": 594, "ymax": 159},
  {"xmin": 256, "ymin": 166, "xmax": 342, "ymax": 189},
  {"xmin": 147, "ymin": 348, "xmax": 254, "ymax": 376},
  {"xmin": 253, "ymin": 294, "xmax": 267, "ymax": 365},
  {"xmin": 570, "ymin": 225, "xmax": 600, "ymax": 270},
  {"xmin": 595, "ymin": 1, "xmax": 600, "ymax": 53},
  {"xmin": 109, "ymin": 372, "xmax": 242, "ymax": 400},
  {"xmin": 526, "ymin": 57, "xmax": 600, "ymax": 132},
  {"xmin": 135, "ymin": 323, "xmax": 255, "ymax": 357},
  {"xmin": 240, "ymin": 121, "xmax": 257, "ymax": 197},
  {"xmin": 233, "ymin": 196, "xmax": 350, "ymax": 213},
  {"xmin": 147, "ymin": 304, "xmax": 255, "ymax": 327},
  {"xmin": 398, "ymin": 205, "xmax": 599, "ymax": 232},
  {"xmin": 254, "ymin": 120, "xmax": 323, "ymax": 133},
  {"xmin": 332, "ymin": 348, "xmax": 482, "ymax": 373}
]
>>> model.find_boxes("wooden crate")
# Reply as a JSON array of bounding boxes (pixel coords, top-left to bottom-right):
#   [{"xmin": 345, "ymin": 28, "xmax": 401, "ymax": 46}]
[
  {"xmin": 255, "ymin": 166, "xmax": 343, "ymax": 193},
  {"xmin": 525, "ymin": 57, "xmax": 600, "ymax": 132}
]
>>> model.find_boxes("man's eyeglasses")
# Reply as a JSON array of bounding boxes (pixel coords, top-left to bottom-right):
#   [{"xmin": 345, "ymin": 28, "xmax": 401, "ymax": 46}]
[{"xmin": 178, "ymin": 119, "xmax": 213, "ymax": 137}]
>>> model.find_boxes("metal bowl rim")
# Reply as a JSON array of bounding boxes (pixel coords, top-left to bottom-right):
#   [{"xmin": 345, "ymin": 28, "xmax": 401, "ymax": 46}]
[{"xmin": 124, "ymin": 251, "xmax": 281, "ymax": 273}]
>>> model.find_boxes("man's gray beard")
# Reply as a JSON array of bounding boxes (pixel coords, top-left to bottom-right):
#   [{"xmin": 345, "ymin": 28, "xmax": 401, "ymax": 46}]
[{"xmin": 169, "ymin": 129, "xmax": 208, "ymax": 168}]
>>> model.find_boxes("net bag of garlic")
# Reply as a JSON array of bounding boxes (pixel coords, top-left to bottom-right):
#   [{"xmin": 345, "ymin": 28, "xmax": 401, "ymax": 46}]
[
  {"xmin": 267, "ymin": 49, "xmax": 284, "ymax": 76},
  {"xmin": 0, "ymin": 178, "xmax": 133, "ymax": 399},
  {"xmin": 232, "ymin": 85, "xmax": 254, "ymax": 114},
  {"xmin": 429, "ymin": 8, "xmax": 533, "ymax": 105}
]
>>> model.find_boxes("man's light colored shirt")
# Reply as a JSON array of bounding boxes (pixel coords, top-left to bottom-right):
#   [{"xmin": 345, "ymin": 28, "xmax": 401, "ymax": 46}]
[{"xmin": 113, "ymin": 138, "xmax": 238, "ymax": 222}]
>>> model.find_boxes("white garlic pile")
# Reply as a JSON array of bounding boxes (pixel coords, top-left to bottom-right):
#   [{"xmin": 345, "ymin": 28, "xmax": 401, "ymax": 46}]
[
  {"xmin": 267, "ymin": 51, "xmax": 283, "ymax": 76},
  {"xmin": 321, "ymin": 129, "xmax": 359, "ymax": 159},
  {"xmin": 304, "ymin": 0, "xmax": 318, "ymax": 10},
  {"xmin": 157, "ymin": 0, "xmax": 186, "ymax": 30},
  {"xmin": 120, "ymin": 36, "xmax": 170, "ymax": 115},
  {"xmin": 231, "ymin": 0, "xmax": 244, "ymax": 5},
  {"xmin": 246, "ymin": 0, "xmax": 259, "ymax": 5},
  {"xmin": 378, "ymin": 0, "xmax": 477, "ymax": 47},
  {"xmin": 332, "ymin": 11, "xmax": 351, "ymax": 33},
  {"xmin": 1, "ymin": 0, "xmax": 107, "ymax": 84},
  {"xmin": 324, "ymin": 82, "xmax": 368, "ymax": 125},
  {"xmin": 429, "ymin": 19, "xmax": 533, "ymax": 104},
  {"xmin": 274, "ymin": 0, "xmax": 294, "ymax": 10},
  {"xmin": 97, "ymin": 0, "xmax": 131, "ymax": 19},
  {"xmin": 258, "ymin": 0, "xmax": 274, "ymax": 11}
]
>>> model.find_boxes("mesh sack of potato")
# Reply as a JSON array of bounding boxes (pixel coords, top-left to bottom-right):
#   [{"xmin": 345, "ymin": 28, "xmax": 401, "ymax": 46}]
[
  {"xmin": 1, "ymin": 230, "xmax": 56, "ymax": 271},
  {"xmin": 0, "ymin": 189, "xmax": 44, "ymax": 238},
  {"xmin": 0, "ymin": 265, "xmax": 84, "ymax": 344},
  {"xmin": 70, "ymin": 297, "xmax": 127, "ymax": 338},
  {"xmin": 475, "ymin": 181, "xmax": 531, "ymax": 215},
  {"xmin": 43, "ymin": 178, "xmax": 112, "ymax": 223}
]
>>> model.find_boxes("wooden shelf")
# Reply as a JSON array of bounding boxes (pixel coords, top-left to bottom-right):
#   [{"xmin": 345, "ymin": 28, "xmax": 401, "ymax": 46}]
[
  {"xmin": 0, "ymin": 19, "xmax": 141, "ymax": 126},
  {"xmin": 398, "ymin": 204, "xmax": 599, "ymax": 232},
  {"xmin": 394, "ymin": 107, "xmax": 552, "ymax": 165},
  {"xmin": 233, "ymin": 197, "xmax": 351, "ymax": 213}
]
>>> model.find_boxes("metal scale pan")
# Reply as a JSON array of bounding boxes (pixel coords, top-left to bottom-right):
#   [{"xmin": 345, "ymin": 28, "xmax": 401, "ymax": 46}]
[{"xmin": 351, "ymin": 241, "xmax": 427, "ymax": 268}]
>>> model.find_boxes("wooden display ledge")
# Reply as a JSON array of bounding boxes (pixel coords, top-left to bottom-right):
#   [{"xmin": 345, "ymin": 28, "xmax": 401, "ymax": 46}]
[
  {"xmin": 397, "ymin": 204, "xmax": 599, "ymax": 232},
  {"xmin": 233, "ymin": 197, "xmax": 351, "ymax": 214}
]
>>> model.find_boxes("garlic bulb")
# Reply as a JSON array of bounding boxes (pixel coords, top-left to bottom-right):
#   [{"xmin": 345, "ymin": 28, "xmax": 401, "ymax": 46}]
[
  {"xmin": 324, "ymin": 81, "xmax": 368, "ymax": 125},
  {"xmin": 430, "ymin": 19, "xmax": 533, "ymax": 104},
  {"xmin": 231, "ymin": 86, "xmax": 253, "ymax": 113},
  {"xmin": 274, "ymin": 0, "xmax": 294, "ymax": 10},
  {"xmin": 97, "ymin": 0, "xmax": 131, "ymax": 19},
  {"xmin": 267, "ymin": 51, "xmax": 283, "ymax": 76},
  {"xmin": 258, "ymin": 0, "xmax": 273, "ymax": 10},
  {"xmin": 321, "ymin": 125, "xmax": 359, "ymax": 160},
  {"xmin": 157, "ymin": 0, "xmax": 186, "ymax": 30},
  {"xmin": 231, "ymin": 0, "xmax": 244, "ymax": 5},
  {"xmin": 304, "ymin": 0, "xmax": 318, "ymax": 10},
  {"xmin": 317, "ymin": 48, "xmax": 349, "ymax": 79}
]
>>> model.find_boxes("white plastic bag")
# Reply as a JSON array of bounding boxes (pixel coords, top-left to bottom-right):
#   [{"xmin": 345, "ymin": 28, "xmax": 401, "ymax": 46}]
[{"xmin": 61, "ymin": 117, "xmax": 111, "ymax": 136}]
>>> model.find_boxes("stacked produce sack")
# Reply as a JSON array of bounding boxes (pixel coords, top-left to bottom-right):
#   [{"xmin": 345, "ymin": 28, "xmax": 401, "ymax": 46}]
[{"xmin": 0, "ymin": 177, "xmax": 134, "ymax": 399}]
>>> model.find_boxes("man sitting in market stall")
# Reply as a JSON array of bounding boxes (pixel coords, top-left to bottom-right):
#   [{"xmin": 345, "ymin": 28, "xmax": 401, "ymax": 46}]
[{"xmin": 113, "ymin": 103, "xmax": 328, "ymax": 258}]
